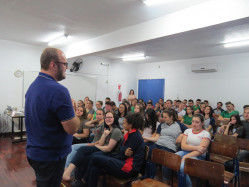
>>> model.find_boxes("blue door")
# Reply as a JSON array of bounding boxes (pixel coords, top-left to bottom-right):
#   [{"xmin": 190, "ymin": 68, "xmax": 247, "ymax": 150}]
[{"xmin": 138, "ymin": 79, "xmax": 165, "ymax": 105}]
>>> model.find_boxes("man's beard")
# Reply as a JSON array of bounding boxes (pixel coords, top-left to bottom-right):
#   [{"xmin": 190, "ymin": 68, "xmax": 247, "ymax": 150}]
[{"xmin": 56, "ymin": 65, "xmax": 65, "ymax": 81}]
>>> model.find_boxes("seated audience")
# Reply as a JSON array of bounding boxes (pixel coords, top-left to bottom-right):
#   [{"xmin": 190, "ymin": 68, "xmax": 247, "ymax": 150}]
[
  {"xmin": 146, "ymin": 102, "xmax": 153, "ymax": 110},
  {"xmin": 219, "ymin": 101, "xmax": 239, "ymax": 122},
  {"xmin": 193, "ymin": 99, "xmax": 201, "ymax": 111},
  {"xmin": 103, "ymin": 97, "xmax": 111, "ymax": 111},
  {"xmin": 110, "ymin": 101, "xmax": 118, "ymax": 114},
  {"xmin": 143, "ymin": 108, "xmax": 158, "ymax": 145},
  {"xmin": 213, "ymin": 101, "xmax": 224, "ymax": 117},
  {"xmin": 188, "ymin": 99, "xmax": 194, "ymax": 108},
  {"xmin": 118, "ymin": 103, "xmax": 127, "ymax": 129},
  {"xmin": 194, "ymin": 108, "xmax": 200, "ymax": 115},
  {"xmin": 165, "ymin": 99, "xmax": 173, "ymax": 109},
  {"xmin": 131, "ymin": 99, "xmax": 138, "ymax": 113},
  {"xmin": 154, "ymin": 102, "xmax": 161, "ymax": 114},
  {"xmin": 219, "ymin": 114, "xmax": 245, "ymax": 138},
  {"xmin": 72, "ymin": 106, "xmax": 90, "ymax": 144},
  {"xmin": 177, "ymin": 101, "xmax": 186, "ymax": 120},
  {"xmin": 200, "ymin": 102, "xmax": 206, "ymax": 115},
  {"xmin": 91, "ymin": 100, "xmax": 103, "ymax": 120},
  {"xmin": 204, "ymin": 100, "xmax": 209, "ymax": 106},
  {"xmin": 143, "ymin": 109, "xmax": 187, "ymax": 181},
  {"xmin": 159, "ymin": 98, "xmax": 164, "ymax": 110},
  {"xmin": 104, "ymin": 101, "xmax": 112, "ymax": 112},
  {"xmin": 84, "ymin": 96, "xmax": 89, "ymax": 107},
  {"xmin": 63, "ymin": 111, "xmax": 122, "ymax": 181},
  {"xmin": 65, "ymin": 109, "xmax": 105, "ymax": 168},
  {"xmin": 225, "ymin": 107, "xmax": 249, "ymax": 172},
  {"xmin": 176, "ymin": 114, "xmax": 211, "ymax": 187},
  {"xmin": 203, "ymin": 106, "xmax": 215, "ymax": 134},
  {"xmin": 182, "ymin": 106, "xmax": 194, "ymax": 127},
  {"xmin": 77, "ymin": 100, "xmax": 84, "ymax": 107},
  {"xmin": 86, "ymin": 100, "xmax": 95, "ymax": 120},
  {"xmin": 82, "ymin": 113, "xmax": 145, "ymax": 187},
  {"xmin": 134, "ymin": 103, "xmax": 144, "ymax": 117}
]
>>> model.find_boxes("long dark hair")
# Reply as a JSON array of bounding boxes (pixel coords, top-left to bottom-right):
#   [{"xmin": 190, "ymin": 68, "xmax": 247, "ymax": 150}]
[
  {"xmin": 124, "ymin": 101, "xmax": 131, "ymax": 112},
  {"xmin": 104, "ymin": 110, "xmax": 120, "ymax": 129},
  {"xmin": 186, "ymin": 106, "xmax": 194, "ymax": 116},
  {"xmin": 78, "ymin": 106, "xmax": 87, "ymax": 121},
  {"xmin": 118, "ymin": 103, "xmax": 127, "ymax": 118},
  {"xmin": 228, "ymin": 114, "xmax": 243, "ymax": 132},
  {"xmin": 204, "ymin": 106, "xmax": 214, "ymax": 118},
  {"xmin": 129, "ymin": 89, "xmax": 134, "ymax": 95},
  {"xmin": 145, "ymin": 108, "xmax": 157, "ymax": 134}
]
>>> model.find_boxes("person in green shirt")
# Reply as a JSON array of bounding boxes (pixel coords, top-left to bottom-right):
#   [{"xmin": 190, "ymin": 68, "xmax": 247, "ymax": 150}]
[
  {"xmin": 193, "ymin": 99, "xmax": 201, "ymax": 111},
  {"xmin": 91, "ymin": 101, "xmax": 103, "ymax": 120},
  {"xmin": 182, "ymin": 106, "xmax": 194, "ymax": 128},
  {"xmin": 219, "ymin": 101, "xmax": 239, "ymax": 122}
]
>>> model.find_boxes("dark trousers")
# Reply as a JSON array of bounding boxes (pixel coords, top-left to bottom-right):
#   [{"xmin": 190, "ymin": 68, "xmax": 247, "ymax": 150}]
[
  {"xmin": 85, "ymin": 154, "xmax": 135, "ymax": 187},
  {"xmin": 27, "ymin": 157, "xmax": 66, "ymax": 187},
  {"xmin": 225, "ymin": 150, "xmax": 249, "ymax": 172},
  {"xmin": 72, "ymin": 136, "xmax": 88, "ymax": 145}
]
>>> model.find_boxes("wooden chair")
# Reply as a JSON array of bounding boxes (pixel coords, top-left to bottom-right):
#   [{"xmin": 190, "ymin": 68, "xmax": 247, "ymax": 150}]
[
  {"xmin": 208, "ymin": 141, "xmax": 238, "ymax": 186},
  {"xmin": 102, "ymin": 145, "xmax": 149, "ymax": 187},
  {"xmin": 184, "ymin": 158, "xmax": 225, "ymax": 187},
  {"xmin": 237, "ymin": 138, "xmax": 249, "ymax": 172},
  {"xmin": 214, "ymin": 133, "xmax": 237, "ymax": 145},
  {"xmin": 131, "ymin": 148, "xmax": 182, "ymax": 187}
]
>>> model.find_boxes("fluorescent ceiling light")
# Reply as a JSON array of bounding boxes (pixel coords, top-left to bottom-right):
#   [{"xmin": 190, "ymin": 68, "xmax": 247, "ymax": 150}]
[
  {"xmin": 224, "ymin": 40, "xmax": 249, "ymax": 48},
  {"xmin": 122, "ymin": 54, "xmax": 146, "ymax": 61},
  {"xmin": 143, "ymin": 0, "xmax": 170, "ymax": 6},
  {"xmin": 48, "ymin": 34, "xmax": 68, "ymax": 46}
]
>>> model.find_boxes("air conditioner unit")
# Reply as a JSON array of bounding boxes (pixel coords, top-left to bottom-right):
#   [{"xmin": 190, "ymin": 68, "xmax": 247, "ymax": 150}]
[{"xmin": 191, "ymin": 63, "xmax": 217, "ymax": 73}]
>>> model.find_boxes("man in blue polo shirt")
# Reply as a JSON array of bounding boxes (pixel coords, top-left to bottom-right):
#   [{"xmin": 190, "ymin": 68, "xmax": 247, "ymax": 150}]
[{"xmin": 25, "ymin": 48, "xmax": 80, "ymax": 187}]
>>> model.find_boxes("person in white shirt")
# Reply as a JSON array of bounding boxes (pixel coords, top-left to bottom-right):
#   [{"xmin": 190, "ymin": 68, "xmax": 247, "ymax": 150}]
[{"xmin": 176, "ymin": 114, "xmax": 211, "ymax": 187}]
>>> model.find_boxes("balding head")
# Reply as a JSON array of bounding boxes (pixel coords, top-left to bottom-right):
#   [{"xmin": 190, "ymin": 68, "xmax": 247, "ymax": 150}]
[{"xmin": 40, "ymin": 48, "xmax": 61, "ymax": 70}]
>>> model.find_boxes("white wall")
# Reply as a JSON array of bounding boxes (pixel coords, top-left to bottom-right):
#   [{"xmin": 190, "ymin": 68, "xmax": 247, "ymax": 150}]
[
  {"xmin": 137, "ymin": 53, "xmax": 249, "ymax": 114},
  {"xmin": 68, "ymin": 56, "xmax": 137, "ymax": 106},
  {"xmin": 0, "ymin": 40, "xmax": 137, "ymax": 114},
  {"xmin": 0, "ymin": 39, "xmax": 43, "ymax": 113}
]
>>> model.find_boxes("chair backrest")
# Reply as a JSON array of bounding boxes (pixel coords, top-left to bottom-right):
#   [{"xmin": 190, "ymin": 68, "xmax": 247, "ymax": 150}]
[
  {"xmin": 237, "ymin": 138, "xmax": 249, "ymax": 151},
  {"xmin": 209, "ymin": 141, "xmax": 238, "ymax": 158},
  {"xmin": 184, "ymin": 158, "xmax": 224, "ymax": 186},
  {"xmin": 214, "ymin": 133, "xmax": 237, "ymax": 145},
  {"xmin": 151, "ymin": 148, "xmax": 181, "ymax": 171}
]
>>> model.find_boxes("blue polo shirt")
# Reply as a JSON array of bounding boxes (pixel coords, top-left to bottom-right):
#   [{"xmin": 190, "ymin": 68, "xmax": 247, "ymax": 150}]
[{"xmin": 25, "ymin": 72, "xmax": 75, "ymax": 162}]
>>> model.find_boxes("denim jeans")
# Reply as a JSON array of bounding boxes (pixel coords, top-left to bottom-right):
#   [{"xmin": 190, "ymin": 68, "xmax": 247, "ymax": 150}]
[
  {"xmin": 65, "ymin": 143, "xmax": 87, "ymax": 168},
  {"xmin": 176, "ymin": 151, "xmax": 206, "ymax": 187}
]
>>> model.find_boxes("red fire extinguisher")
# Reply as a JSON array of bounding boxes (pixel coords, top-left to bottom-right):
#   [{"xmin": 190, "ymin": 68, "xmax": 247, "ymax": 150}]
[{"xmin": 118, "ymin": 84, "xmax": 122, "ymax": 102}]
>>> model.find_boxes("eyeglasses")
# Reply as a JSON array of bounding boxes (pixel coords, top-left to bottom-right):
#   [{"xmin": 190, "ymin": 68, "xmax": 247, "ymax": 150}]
[{"xmin": 54, "ymin": 61, "xmax": 68, "ymax": 67}]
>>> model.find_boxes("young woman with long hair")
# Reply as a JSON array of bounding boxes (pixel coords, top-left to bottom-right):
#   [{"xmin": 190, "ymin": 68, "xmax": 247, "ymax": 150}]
[
  {"xmin": 63, "ymin": 111, "xmax": 122, "ymax": 181},
  {"xmin": 72, "ymin": 106, "xmax": 89, "ymax": 144},
  {"xmin": 176, "ymin": 114, "xmax": 211, "ymax": 187}
]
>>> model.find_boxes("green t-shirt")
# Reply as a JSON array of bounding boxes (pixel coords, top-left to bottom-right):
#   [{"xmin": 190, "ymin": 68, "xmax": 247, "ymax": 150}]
[
  {"xmin": 221, "ymin": 110, "xmax": 239, "ymax": 118},
  {"xmin": 93, "ymin": 111, "xmax": 96, "ymax": 120},
  {"xmin": 183, "ymin": 115, "xmax": 193, "ymax": 126},
  {"xmin": 193, "ymin": 105, "xmax": 200, "ymax": 111}
]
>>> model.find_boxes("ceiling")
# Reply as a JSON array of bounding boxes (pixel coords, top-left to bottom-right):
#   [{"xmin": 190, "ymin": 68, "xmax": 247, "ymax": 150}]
[
  {"xmin": 1, "ymin": 0, "xmax": 249, "ymax": 63},
  {"xmin": 94, "ymin": 16, "xmax": 249, "ymax": 63},
  {"xmin": 0, "ymin": 0, "xmax": 206, "ymax": 46}
]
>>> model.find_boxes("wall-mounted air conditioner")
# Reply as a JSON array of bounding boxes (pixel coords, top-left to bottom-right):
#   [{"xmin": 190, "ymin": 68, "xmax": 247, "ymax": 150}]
[{"xmin": 191, "ymin": 63, "xmax": 218, "ymax": 73}]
